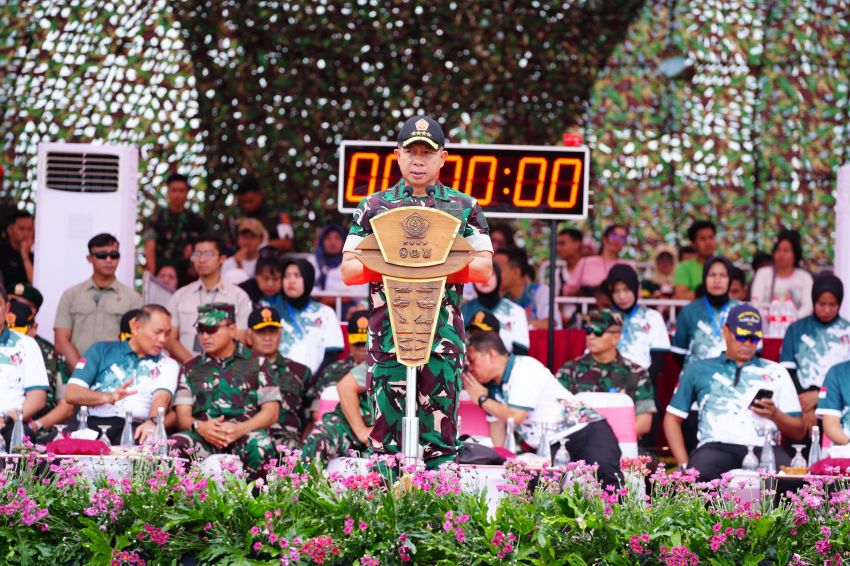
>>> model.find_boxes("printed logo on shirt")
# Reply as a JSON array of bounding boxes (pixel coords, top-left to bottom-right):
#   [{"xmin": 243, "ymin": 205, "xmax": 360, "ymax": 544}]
[
  {"xmin": 819, "ymin": 386, "xmax": 828, "ymax": 399},
  {"xmin": 314, "ymin": 317, "xmax": 323, "ymax": 327},
  {"xmin": 75, "ymin": 358, "xmax": 87, "ymax": 370},
  {"xmin": 150, "ymin": 367, "xmax": 161, "ymax": 379},
  {"xmin": 9, "ymin": 353, "xmax": 22, "ymax": 365}
]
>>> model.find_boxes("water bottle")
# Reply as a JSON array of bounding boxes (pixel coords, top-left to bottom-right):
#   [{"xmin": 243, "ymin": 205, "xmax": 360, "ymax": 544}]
[
  {"xmin": 77, "ymin": 406, "xmax": 89, "ymax": 432},
  {"xmin": 536, "ymin": 423, "xmax": 552, "ymax": 462},
  {"xmin": 808, "ymin": 426, "xmax": 822, "ymax": 467},
  {"xmin": 552, "ymin": 441, "xmax": 570, "ymax": 468},
  {"xmin": 782, "ymin": 298, "xmax": 796, "ymax": 336},
  {"xmin": 120, "ymin": 410, "xmax": 135, "ymax": 448},
  {"xmin": 504, "ymin": 418, "xmax": 517, "ymax": 454},
  {"xmin": 154, "ymin": 407, "xmax": 168, "ymax": 456},
  {"xmin": 9, "ymin": 407, "xmax": 25, "ymax": 451},
  {"xmin": 759, "ymin": 429, "xmax": 776, "ymax": 472}
]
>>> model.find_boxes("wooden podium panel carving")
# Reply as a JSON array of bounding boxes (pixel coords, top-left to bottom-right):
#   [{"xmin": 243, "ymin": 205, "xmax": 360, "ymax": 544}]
[{"xmin": 355, "ymin": 207, "xmax": 474, "ymax": 367}]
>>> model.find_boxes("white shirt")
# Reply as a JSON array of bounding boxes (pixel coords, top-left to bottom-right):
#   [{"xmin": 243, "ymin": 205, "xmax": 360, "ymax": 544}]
[
  {"xmin": 222, "ymin": 256, "xmax": 258, "ymax": 279},
  {"xmin": 750, "ymin": 267, "xmax": 814, "ymax": 319},
  {"xmin": 278, "ymin": 301, "xmax": 345, "ymax": 374},
  {"xmin": 0, "ymin": 328, "xmax": 49, "ymax": 414},
  {"xmin": 617, "ymin": 306, "xmax": 671, "ymax": 369}
]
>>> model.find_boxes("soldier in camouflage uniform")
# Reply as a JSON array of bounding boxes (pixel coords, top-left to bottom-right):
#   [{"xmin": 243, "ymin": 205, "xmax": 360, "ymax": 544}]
[
  {"xmin": 308, "ymin": 310, "xmax": 370, "ymax": 420},
  {"xmin": 171, "ymin": 303, "xmax": 281, "ymax": 477},
  {"xmin": 8, "ymin": 284, "xmax": 73, "ymax": 442},
  {"xmin": 341, "ymin": 116, "xmax": 493, "ymax": 469},
  {"xmin": 556, "ymin": 310, "xmax": 656, "ymax": 438},
  {"xmin": 142, "ymin": 173, "xmax": 206, "ymax": 280},
  {"xmin": 302, "ymin": 362, "xmax": 373, "ymax": 462},
  {"xmin": 245, "ymin": 305, "xmax": 313, "ymax": 449}
]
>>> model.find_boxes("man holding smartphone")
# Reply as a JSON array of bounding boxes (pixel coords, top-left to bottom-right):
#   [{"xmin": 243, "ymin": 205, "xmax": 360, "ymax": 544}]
[{"xmin": 663, "ymin": 304, "xmax": 805, "ymax": 481}]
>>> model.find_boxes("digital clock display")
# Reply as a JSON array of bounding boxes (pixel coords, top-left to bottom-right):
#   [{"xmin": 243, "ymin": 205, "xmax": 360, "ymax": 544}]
[{"xmin": 337, "ymin": 141, "xmax": 589, "ymax": 220}]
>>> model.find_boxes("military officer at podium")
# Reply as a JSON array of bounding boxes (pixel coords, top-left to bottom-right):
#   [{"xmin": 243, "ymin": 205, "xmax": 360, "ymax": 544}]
[{"xmin": 341, "ymin": 115, "xmax": 493, "ymax": 469}]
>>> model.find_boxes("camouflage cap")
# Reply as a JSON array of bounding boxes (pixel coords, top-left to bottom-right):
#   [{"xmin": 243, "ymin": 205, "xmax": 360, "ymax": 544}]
[
  {"xmin": 196, "ymin": 302, "xmax": 236, "ymax": 326},
  {"xmin": 9, "ymin": 282, "xmax": 43, "ymax": 311},
  {"xmin": 6, "ymin": 300, "xmax": 35, "ymax": 333},
  {"xmin": 584, "ymin": 309, "xmax": 624, "ymax": 331},
  {"xmin": 347, "ymin": 310, "xmax": 369, "ymax": 345}
]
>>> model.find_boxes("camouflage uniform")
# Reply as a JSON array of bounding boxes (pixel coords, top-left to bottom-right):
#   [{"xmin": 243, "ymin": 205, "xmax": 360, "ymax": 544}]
[
  {"xmin": 266, "ymin": 354, "xmax": 312, "ymax": 450},
  {"xmin": 302, "ymin": 363, "xmax": 373, "ymax": 462},
  {"xmin": 171, "ymin": 342, "xmax": 281, "ymax": 477},
  {"xmin": 311, "ymin": 357, "xmax": 358, "ymax": 401},
  {"xmin": 556, "ymin": 352, "xmax": 656, "ymax": 416},
  {"xmin": 343, "ymin": 179, "xmax": 492, "ymax": 468},
  {"xmin": 142, "ymin": 206, "xmax": 206, "ymax": 274},
  {"xmin": 32, "ymin": 335, "xmax": 72, "ymax": 443}
]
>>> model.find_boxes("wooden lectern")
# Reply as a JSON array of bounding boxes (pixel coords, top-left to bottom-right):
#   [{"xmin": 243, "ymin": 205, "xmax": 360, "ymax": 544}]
[{"xmin": 356, "ymin": 207, "xmax": 474, "ymax": 464}]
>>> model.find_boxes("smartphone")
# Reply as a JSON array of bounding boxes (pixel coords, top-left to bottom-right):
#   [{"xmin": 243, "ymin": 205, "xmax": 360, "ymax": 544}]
[{"xmin": 749, "ymin": 388, "xmax": 774, "ymax": 408}]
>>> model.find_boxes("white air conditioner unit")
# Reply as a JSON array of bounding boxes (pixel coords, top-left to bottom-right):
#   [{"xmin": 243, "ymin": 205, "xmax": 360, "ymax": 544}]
[{"xmin": 33, "ymin": 143, "xmax": 138, "ymax": 342}]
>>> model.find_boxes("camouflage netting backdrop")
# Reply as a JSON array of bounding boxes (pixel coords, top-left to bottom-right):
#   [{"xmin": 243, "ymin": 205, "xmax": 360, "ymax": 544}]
[{"xmin": 1, "ymin": 0, "xmax": 848, "ymax": 268}]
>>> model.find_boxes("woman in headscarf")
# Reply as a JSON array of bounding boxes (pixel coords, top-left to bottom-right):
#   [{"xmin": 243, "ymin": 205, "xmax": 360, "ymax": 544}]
[
  {"xmin": 460, "ymin": 263, "xmax": 530, "ymax": 354},
  {"xmin": 279, "ymin": 258, "xmax": 344, "ymax": 377},
  {"xmin": 671, "ymin": 256, "xmax": 739, "ymax": 367},
  {"xmin": 780, "ymin": 272, "xmax": 850, "ymax": 442},
  {"xmin": 606, "ymin": 264, "xmax": 670, "ymax": 381},
  {"xmin": 309, "ymin": 224, "xmax": 368, "ymax": 318}
]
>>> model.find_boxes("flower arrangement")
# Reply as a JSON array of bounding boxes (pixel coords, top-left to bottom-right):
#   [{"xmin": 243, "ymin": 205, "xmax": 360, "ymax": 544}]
[{"xmin": 2, "ymin": 447, "xmax": 849, "ymax": 565}]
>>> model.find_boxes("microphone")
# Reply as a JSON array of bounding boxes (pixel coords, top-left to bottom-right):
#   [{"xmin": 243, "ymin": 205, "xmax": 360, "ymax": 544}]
[
  {"xmin": 402, "ymin": 185, "xmax": 413, "ymax": 198},
  {"xmin": 93, "ymin": 292, "xmax": 101, "ymax": 306},
  {"xmin": 426, "ymin": 186, "xmax": 436, "ymax": 197}
]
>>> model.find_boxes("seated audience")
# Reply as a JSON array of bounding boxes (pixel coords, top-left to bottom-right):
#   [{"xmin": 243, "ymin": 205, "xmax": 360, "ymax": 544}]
[
  {"xmin": 0, "ymin": 285, "xmax": 49, "ymax": 446},
  {"xmin": 488, "ymin": 223, "xmax": 516, "ymax": 251},
  {"xmin": 462, "ymin": 331, "xmax": 622, "ymax": 487},
  {"xmin": 222, "ymin": 218, "xmax": 268, "ymax": 283},
  {"xmin": 664, "ymin": 304, "xmax": 804, "ymax": 481},
  {"xmin": 671, "ymin": 256, "xmax": 739, "ymax": 368},
  {"xmin": 461, "ymin": 263, "xmax": 530, "ymax": 354},
  {"xmin": 642, "ymin": 244, "xmax": 677, "ymax": 298},
  {"xmin": 245, "ymin": 306, "xmax": 312, "ymax": 450},
  {"xmin": 556, "ymin": 310, "xmax": 655, "ymax": 437},
  {"xmin": 555, "ymin": 228, "xmax": 583, "ymax": 322},
  {"xmin": 678, "ymin": 245, "xmax": 696, "ymax": 263},
  {"xmin": 816, "ymin": 359, "xmax": 850, "ymax": 446},
  {"xmin": 170, "ymin": 303, "xmax": 280, "ymax": 478},
  {"xmin": 7, "ymin": 284, "xmax": 72, "ymax": 442},
  {"xmin": 495, "ymin": 247, "xmax": 561, "ymax": 329},
  {"xmin": 750, "ymin": 229, "xmax": 813, "ymax": 319},
  {"xmin": 54, "ymin": 233, "xmax": 143, "ymax": 368},
  {"xmin": 154, "ymin": 263, "xmax": 180, "ymax": 292},
  {"xmin": 65, "ymin": 305, "xmax": 179, "ymax": 445},
  {"xmin": 166, "ymin": 234, "xmax": 252, "ymax": 363},
  {"xmin": 143, "ymin": 173, "xmax": 205, "ymax": 279},
  {"xmin": 309, "ymin": 224, "xmax": 368, "ymax": 317},
  {"xmin": 565, "ymin": 224, "xmax": 633, "ymax": 297},
  {"xmin": 673, "ymin": 220, "xmax": 718, "ymax": 300},
  {"xmin": 728, "ymin": 267, "xmax": 747, "ymax": 301},
  {"xmin": 0, "ymin": 210, "xmax": 34, "ymax": 285},
  {"xmin": 311, "ymin": 310, "xmax": 370, "ymax": 402},
  {"xmin": 227, "ymin": 175, "xmax": 294, "ymax": 253},
  {"xmin": 240, "ymin": 251, "xmax": 285, "ymax": 313},
  {"xmin": 781, "ymin": 273, "xmax": 850, "ymax": 438},
  {"xmin": 278, "ymin": 258, "xmax": 344, "ymax": 376},
  {"xmin": 751, "ymin": 250, "xmax": 773, "ymax": 273},
  {"xmin": 301, "ymin": 362, "xmax": 372, "ymax": 462}
]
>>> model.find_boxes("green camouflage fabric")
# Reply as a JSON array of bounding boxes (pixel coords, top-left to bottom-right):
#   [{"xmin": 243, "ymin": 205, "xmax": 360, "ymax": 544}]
[
  {"xmin": 311, "ymin": 356, "xmax": 358, "ymax": 399},
  {"xmin": 346, "ymin": 179, "xmax": 491, "ymax": 357},
  {"xmin": 367, "ymin": 350, "xmax": 463, "ymax": 469},
  {"xmin": 32, "ymin": 335, "xmax": 72, "ymax": 443},
  {"xmin": 556, "ymin": 352, "xmax": 656, "ymax": 415},
  {"xmin": 171, "ymin": 342, "xmax": 281, "ymax": 476},
  {"xmin": 197, "ymin": 302, "xmax": 235, "ymax": 326},
  {"xmin": 142, "ymin": 206, "xmax": 206, "ymax": 269},
  {"xmin": 301, "ymin": 363, "xmax": 373, "ymax": 462},
  {"xmin": 265, "ymin": 353, "xmax": 312, "ymax": 450}
]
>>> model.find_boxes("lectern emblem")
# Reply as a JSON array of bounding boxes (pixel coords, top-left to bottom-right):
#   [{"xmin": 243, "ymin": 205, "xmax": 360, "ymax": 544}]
[{"xmin": 402, "ymin": 212, "xmax": 429, "ymax": 239}]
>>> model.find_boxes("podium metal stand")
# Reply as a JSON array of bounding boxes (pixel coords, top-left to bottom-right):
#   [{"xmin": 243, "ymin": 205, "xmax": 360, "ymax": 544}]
[{"xmin": 356, "ymin": 208, "xmax": 474, "ymax": 465}]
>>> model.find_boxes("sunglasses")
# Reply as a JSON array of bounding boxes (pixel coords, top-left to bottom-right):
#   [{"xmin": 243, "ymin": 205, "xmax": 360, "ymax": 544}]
[
  {"xmin": 195, "ymin": 323, "xmax": 229, "ymax": 335},
  {"xmin": 92, "ymin": 252, "xmax": 120, "ymax": 260},
  {"xmin": 583, "ymin": 325, "xmax": 619, "ymax": 337},
  {"xmin": 734, "ymin": 334, "xmax": 761, "ymax": 344}
]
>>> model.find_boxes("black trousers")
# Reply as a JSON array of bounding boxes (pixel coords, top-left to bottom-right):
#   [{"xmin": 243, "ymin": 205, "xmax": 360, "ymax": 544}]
[
  {"xmin": 689, "ymin": 441, "xmax": 792, "ymax": 482},
  {"xmin": 560, "ymin": 419, "xmax": 623, "ymax": 487},
  {"xmin": 85, "ymin": 416, "xmax": 127, "ymax": 445},
  {"xmin": 1, "ymin": 419, "xmax": 35, "ymax": 449}
]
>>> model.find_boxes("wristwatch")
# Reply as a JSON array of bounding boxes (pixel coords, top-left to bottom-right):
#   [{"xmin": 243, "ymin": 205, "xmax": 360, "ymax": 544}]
[
  {"xmin": 477, "ymin": 394, "xmax": 490, "ymax": 407},
  {"xmin": 191, "ymin": 420, "xmax": 200, "ymax": 432}
]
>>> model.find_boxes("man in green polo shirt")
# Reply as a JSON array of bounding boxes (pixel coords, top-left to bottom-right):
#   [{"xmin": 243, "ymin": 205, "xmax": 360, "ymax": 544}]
[
  {"xmin": 673, "ymin": 220, "xmax": 717, "ymax": 301},
  {"xmin": 664, "ymin": 304, "xmax": 805, "ymax": 480}
]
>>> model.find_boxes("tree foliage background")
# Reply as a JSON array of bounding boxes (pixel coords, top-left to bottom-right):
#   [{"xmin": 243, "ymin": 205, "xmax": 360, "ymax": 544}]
[{"xmin": 1, "ymin": 0, "xmax": 849, "ymax": 268}]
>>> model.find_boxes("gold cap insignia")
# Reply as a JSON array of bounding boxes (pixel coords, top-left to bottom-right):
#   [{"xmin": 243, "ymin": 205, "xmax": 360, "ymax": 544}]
[{"xmin": 415, "ymin": 118, "xmax": 429, "ymax": 131}]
